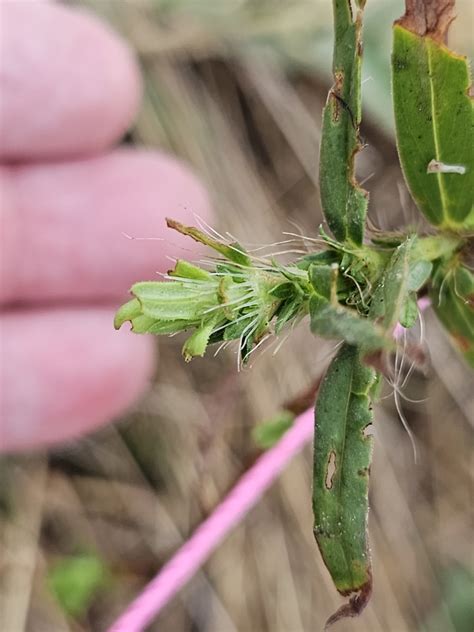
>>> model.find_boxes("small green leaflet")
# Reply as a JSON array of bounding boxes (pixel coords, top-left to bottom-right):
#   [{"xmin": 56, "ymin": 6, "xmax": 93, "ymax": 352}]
[
  {"xmin": 392, "ymin": 25, "xmax": 474, "ymax": 230},
  {"xmin": 313, "ymin": 344, "xmax": 376, "ymax": 628},
  {"xmin": 310, "ymin": 298, "xmax": 389, "ymax": 352},
  {"xmin": 431, "ymin": 262, "xmax": 474, "ymax": 368},
  {"xmin": 369, "ymin": 236, "xmax": 431, "ymax": 334},
  {"xmin": 48, "ymin": 554, "xmax": 108, "ymax": 617},
  {"xmin": 252, "ymin": 411, "xmax": 294, "ymax": 450}
]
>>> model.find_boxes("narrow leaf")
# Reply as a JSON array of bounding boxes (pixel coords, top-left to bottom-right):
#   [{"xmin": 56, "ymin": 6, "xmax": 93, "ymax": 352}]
[
  {"xmin": 319, "ymin": 0, "xmax": 368, "ymax": 245},
  {"xmin": 310, "ymin": 297, "xmax": 389, "ymax": 352},
  {"xmin": 166, "ymin": 218, "xmax": 252, "ymax": 266},
  {"xmin": 313, "ymin": 343, "xmax": 376, "ymax": 627}
]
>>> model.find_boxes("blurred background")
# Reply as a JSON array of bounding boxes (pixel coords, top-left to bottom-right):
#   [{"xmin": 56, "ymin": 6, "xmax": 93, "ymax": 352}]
[{"xmin": 1, "ymin": 0, "xmax": 473, "ymax": 630}]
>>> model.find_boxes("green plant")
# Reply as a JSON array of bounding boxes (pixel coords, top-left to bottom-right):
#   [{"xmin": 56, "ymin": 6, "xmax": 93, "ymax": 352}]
[
  {"xmin": 115, "ymin": 0, "xmax": 472, "ymax": 626},
  {"xmin": 48, "ymin": 554, "xmax": 108, "ymax": 618}
]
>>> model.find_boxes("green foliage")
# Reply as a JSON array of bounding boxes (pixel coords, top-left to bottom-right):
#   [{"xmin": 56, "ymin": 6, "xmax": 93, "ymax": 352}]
[
  {"xmin": 252, "ymin": 411, "xmax": 294, "ymax": 449},
  {"xmin": 114, "ymin": 0, "xmax": 473, "ymax": 627},
  {"xmin": 391, "ymin": 4, "xmax": 473, "ymax": 365},
  {"xmin": 48, "ymin": 554, "xmax": 108, "ymax": 618},
  {"xmin": 310, "ymin": 298, "xmax": 389, "ymax": 351},
  {"xmin": 369, "ymin": 235, "xmax": 428, "ymax": 333},
  {"xmin": 392, "ymin": 25, "xmax": 474, "ymax": 230},
  {"xmin": 319, "ymin": 0, "xmax": 368, "ymax": 245},
  {"xmin": 431, "ymin": 259, "xmax": 474, "ymax": 367},
  {"xmin": 421, "ymin": 565, "xmax": 474, "ymax": 632},
  {"xmin": 313, "ymin": 344, "xmax": 376, "ymax": 625}
]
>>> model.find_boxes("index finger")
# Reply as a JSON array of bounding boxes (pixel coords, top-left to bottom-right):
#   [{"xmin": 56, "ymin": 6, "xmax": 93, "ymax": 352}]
[
  {"xmin": 0, "ymin": 1, "xmax": 141, "ymax": 161},
  {"xmin": 0, "ymin": 149, "xmax": 212, "ymax": 304}
]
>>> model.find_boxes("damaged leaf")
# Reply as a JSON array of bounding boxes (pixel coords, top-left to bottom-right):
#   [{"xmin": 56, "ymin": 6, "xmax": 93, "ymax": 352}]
[
  {"xmin": 395, "ymin": 0, "xmax": 455, "ymax": 43},
  {"xmin": 313, "ymin": 343, "xmax": 377, "ymax": 627},
  {"xmin": 166, "ymin": 218, "xmax": 252, "ymax": 267},
  {"xmin": 319, "ymin": 0, "xmax": 368, "ymax": 245}
]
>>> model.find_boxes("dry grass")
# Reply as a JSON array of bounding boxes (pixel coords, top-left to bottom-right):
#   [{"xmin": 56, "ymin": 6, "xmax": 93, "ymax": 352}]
[{"xmin": 1, "ymin": 2, "xmax": 473, "ymax": 631}]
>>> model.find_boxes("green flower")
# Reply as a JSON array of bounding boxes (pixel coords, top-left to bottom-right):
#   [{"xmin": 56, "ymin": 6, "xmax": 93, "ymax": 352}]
[{"xmin": 115, "ymin": 222, "xmax": 311, "ymax": 362}]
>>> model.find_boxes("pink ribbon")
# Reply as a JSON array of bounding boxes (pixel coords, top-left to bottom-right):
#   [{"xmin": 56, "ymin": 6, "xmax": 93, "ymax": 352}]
[{"xmin": 108, "ymin": 408, "xmax": 314, "ymax": 632}]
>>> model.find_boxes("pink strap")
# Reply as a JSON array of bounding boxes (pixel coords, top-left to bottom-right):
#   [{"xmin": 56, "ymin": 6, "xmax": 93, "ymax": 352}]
[{"xmin": 108, "ymin": 408, "xmax": 314, "ymax": 632}]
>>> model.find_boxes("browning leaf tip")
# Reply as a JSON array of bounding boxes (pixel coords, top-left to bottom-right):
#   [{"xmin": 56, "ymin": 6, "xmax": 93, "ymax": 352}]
[
  {"xmin": 324, "ymin": 577, "xmax": 372, "ymax": 630},
  {"xmin": 395, "ymin": 0, "xmax": 456, "ymax": 44}
]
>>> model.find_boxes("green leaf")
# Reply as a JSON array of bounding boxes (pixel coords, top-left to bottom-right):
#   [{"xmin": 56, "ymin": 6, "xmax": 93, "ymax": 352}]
[
  {"xmin": 310, "ymin": 297, "xmax": 389, "ymax": 352},
  {"xmin": 114, "ymin": 298, "xmax": 142, "ymax": 330},
  {"xmin": 392, "ymin": 25, "xmax": 474, "ymax": 229},
  {"xmin": 274, "ymin": 297, "xmax": 303, "ymax": 334},
  {"xmin": 313, "ymin": 344, "xmax": 376, "ymax": 626},
  {"xmin": 411, "ymin": 234, "xmax": 461, "ymax": 262},
  {"xmin": 407, "ymin": 259, "xmax": 433, "ymax": 291},
  {"xmin": 182, "ymin": 318, "xmax": 217, "ymax": 361},
  {"xmin": 48, "ymin": 554, "xmax": 108, "ymax": 618},
  {"xmin": 319, "ymin": 0, "xmax": 368, "ymax": 245},
  {"xmin": 369, "ymin": 235, "xmax": 417, "ymax": 332},
  {"xmin": 114, "ymin": 297, "xmax": 192, "ymax": 334},
  {"xmin": 252, "ymin": 411, "xmax": 294, "ymax": 449},
  {"xmin": 399, "ymin": 294, "xmax": 418, "ymax": 329},
  {"xmin": 268, "ymin": 281, "xmax": 295, "ymax": 299},
  {"xmin": 309, "ymin": 264, "xmax": 336, "ymax": 301},
  {"xmin": 130, "ymin": 314, "xmax": 189, "ymax": 335},
  {"xmin": 296, "ymin": 250, "xmax": 340, "ymax": 271},
  {"xmin": 431, "ymin": 262, "xmax": 474, "ymax": 368},
  {"xmin": 421, "ymin": 565, "xmax": 474, "ymax": 632}
]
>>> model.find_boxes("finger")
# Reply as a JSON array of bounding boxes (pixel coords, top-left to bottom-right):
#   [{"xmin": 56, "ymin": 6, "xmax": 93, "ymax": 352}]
[
  {"xmin": 0, "ymin": 307, "xmax": 155, "ymax": 452},
  {"xmin": 1, "ymin": 148, "xmax": 212, "ymax": 304},
  {"xmin": 0, "ymin": 1, "xmax": 141, "ymax": 161}
]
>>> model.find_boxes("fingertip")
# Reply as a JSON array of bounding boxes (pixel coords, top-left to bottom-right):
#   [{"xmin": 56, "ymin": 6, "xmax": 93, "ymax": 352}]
[
  {"xmin": 0, "ymin": 2, "xmax": 141, "ymax": 160},
  {"xmin": 0, "ymin": 308, "xmax": 156, "ymax": 452},
  {"xmin": 2, "ymin": 149, "xmax": 213, "ymax": 303}
]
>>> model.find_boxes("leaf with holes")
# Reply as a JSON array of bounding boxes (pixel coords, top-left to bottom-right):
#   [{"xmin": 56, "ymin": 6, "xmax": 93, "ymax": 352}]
[
  {"xmin": 319, "ymin": 0, "xmax": 368, "ymax": 245},
  {"xmin": 313, "ymin": 343, "xmax": 377, "ymax": 627}
]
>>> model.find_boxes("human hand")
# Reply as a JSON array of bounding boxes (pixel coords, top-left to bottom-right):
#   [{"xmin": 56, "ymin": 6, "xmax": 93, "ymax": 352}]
[{"xmin": 0, "ymin": 1, "xmax": 211, "ymax": 452}]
